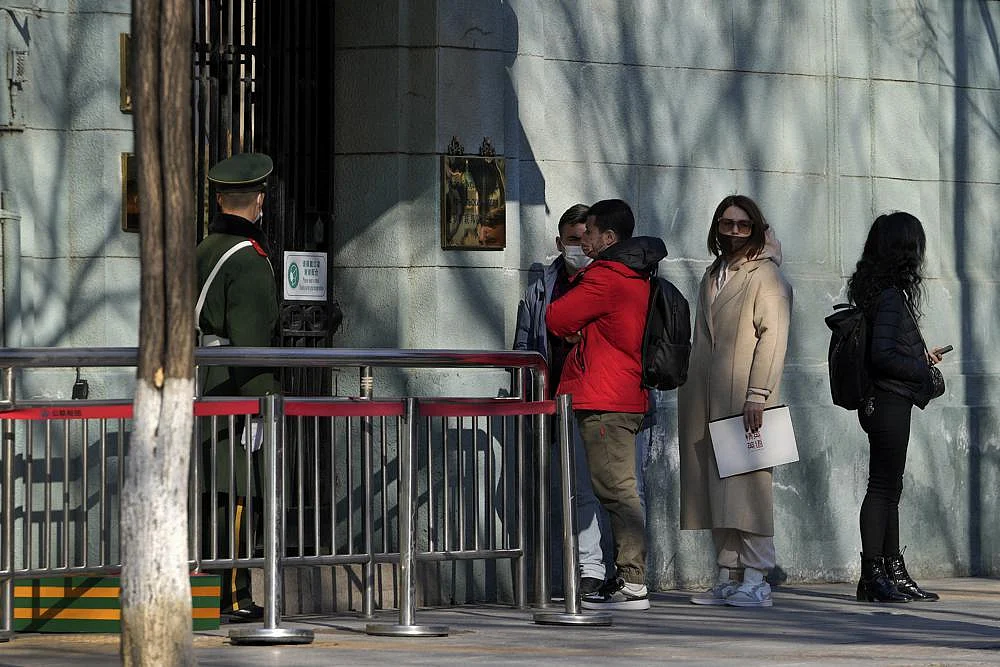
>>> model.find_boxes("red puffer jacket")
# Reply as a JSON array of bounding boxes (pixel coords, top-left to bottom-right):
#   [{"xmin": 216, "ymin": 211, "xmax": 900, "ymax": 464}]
[{"xmin": 546, "ymin": 236, "xmax": 666, "ymax": 413}]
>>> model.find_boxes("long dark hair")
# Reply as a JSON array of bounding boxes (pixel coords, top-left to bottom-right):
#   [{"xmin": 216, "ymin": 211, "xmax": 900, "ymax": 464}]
[
  {"xmin": 707, "ymin": 194, "xmax": 768, "ymax": 260},
  {"xmin": 846, "ymin": 212, "xmax": 926, "ymax": 315}
]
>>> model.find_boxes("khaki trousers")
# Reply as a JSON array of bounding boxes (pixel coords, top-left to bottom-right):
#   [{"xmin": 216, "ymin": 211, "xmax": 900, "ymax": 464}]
[{"xmin": 576, "ymin": 410, "xmax": 646, "ymax": 584}]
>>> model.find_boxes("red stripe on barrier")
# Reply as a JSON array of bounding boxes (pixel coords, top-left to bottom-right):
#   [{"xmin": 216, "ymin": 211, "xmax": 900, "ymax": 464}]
[
  {"xmin": 418, "ymin": 399, "xmax": 556, "ymax": 418},
  {"xmin": 194, "ymin": 400, "xmax": 261, "ymax": 417},
  {"xmin": 0, "ymin": 405, "xmax": 134, "ymax": 421},
  {"xmin": 285, "ymin": 400, "xmax": 405, "ymax": 418}
]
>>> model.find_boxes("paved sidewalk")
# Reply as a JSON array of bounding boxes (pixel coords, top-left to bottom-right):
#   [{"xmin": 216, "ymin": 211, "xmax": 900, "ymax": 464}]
[{"xmin": 2, "ymin": 578, "xmax": 1000, "ymax": 666}]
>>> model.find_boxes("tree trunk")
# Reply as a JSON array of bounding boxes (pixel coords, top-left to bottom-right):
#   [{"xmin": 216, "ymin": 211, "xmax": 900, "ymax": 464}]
[{"xmin": 121, "ymin": 0, "xmax": 195, "ymax": 664}]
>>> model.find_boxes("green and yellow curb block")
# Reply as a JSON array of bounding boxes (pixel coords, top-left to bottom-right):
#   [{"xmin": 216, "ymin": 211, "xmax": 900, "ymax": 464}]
[{"xmin": 13, "ymin": 575, "xmax": 221, "ymax": 632}]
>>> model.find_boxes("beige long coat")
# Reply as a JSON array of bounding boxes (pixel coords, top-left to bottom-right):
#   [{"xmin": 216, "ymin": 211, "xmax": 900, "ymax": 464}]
[{"xmin": 677, "ymin": 239, "xmax": 792, "ymax": 535}]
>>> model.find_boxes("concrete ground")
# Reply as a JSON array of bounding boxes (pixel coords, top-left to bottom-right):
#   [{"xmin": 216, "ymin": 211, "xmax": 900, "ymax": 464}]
[{"xmin": 2, "ymin": 578, "xmax": 1000, "ymax": 666}]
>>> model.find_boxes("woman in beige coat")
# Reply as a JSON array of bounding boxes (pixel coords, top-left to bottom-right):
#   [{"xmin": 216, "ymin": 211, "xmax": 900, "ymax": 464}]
[{"xmin": 678, "ymin": 194, "xmax": 792, "ymax": 608}]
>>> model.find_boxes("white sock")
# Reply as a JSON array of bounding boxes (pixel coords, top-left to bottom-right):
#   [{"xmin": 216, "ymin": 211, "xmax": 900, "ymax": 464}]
[
  {"xmin": 743, "ymin": 567, "xmax": 765, "ymax": 585},
  {"xmin": 717, "ymin": 567, "xmax": 732, "ymax": 583}
]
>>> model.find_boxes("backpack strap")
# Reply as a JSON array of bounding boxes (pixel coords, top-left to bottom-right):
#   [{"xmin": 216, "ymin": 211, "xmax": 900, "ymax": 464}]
[{"xmin": 195, "ymin": 240, "xmax": 253, "ymax": 343}]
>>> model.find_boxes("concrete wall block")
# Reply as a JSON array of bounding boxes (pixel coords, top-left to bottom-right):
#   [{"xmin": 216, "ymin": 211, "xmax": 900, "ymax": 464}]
[
  {"xmin": 408, "ymin": 266, "xmax": 512, "ymax": 350},
  {"xmin": 937, "ymin": 1, "xmax": 1000, "ymax": 89},
  {"xmin": 541, "ymin": 0, "xmax": 732, "ymax": 71},
  {"xmin": 65, "ymin": 256, "xmax": 138, "ymax": 348},
  {"xmin": 334, "ymin": 49, "xmax": 401, "ymax": 154},
  {"xmin": 938, "ymin": 87, "xmax": 1000, "ymax": 184},
  {"xmin": 66, "ymin": 130, "xmax": 136, "ymax": 259},
  {"xmin": 437, "ymin": 0, "xmax": 506, "ymax": 51},
  {"xmin": 836, "ymin": 78, "xmax": 872, "ymax": 178},
  {"xmin": 66, "ymin": 11, "xmax": 132, "ymax": 131},
  {"xmin": 938, "ymin": 182, "xmax": 1000, "ymax": 282},
  {"xmin": 334, "ymin": 0, "xmax": 402, "ymax": 48},
  {"xmin": 437, "ymin": 49, "xmax": 506, "ymax": 155},
  {"xmin": 328, "ymin": 265, "xmax": 400, "ymax": 349},
  {"xmin": 835, "ymin": 0, "xmax": 871, "ymax": 79},
  {"xmin": 636, "ymin": 164, "xmax": 742, "ymax": 264},
  {"xmin": 72, "ymin": 0, "xmax": 129, "ymax": 13},
  {"xmin": 404, "ymin": 48, "xmax": 439, "ymax": 155},
  {"xmin": 785, "ymin": 277, "xmax": 851, "ymax": 367},
  {"xmin": 333, "ymin": 154, "xmax": 405, "ymax": 267},
  {"xmin": 505, "ymin": 0, "xmax": 543, "ymax": 58},
  {"xmin": 4, "ymin": 129, "xmax": 71, "ymax": 258},
  {"xmin": 871, "ymin": 176, "xmax": 942, "ymax": 276},
  {"xmin": 749, "ymin": 173, "xmax": 831, "ymax": 271},
  {"xmin": 872, "ymin": 81, "xmax": 941, "ymax": 181},
  {"xmin": 506, "ymin": 54, "xmax": 545, "ymax": 160},
  {"xmin": 733, "ymin": 0, "xmax": 828, "ymax": 75},
  {"xmin": 11, "ymin": 8, "xmax": 71, "ymax": 130},
  {"xmin": 870, "ymin": 0, "xmax": 944, "ymax": 84}
]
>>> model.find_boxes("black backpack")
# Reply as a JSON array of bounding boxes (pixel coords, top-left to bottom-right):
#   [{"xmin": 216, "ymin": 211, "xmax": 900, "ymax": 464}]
[
  {"xmin": 824, "ymin": 303, "xmax": 870, "ymax": 410},
  {"xmin": 640, "ymin": 275, "xmax": 692, "ymax": 390}
]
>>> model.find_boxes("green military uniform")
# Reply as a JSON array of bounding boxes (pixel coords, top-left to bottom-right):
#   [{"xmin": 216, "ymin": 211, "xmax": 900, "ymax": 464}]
[{"xmin": 196, "ymin": 152, "xmax": 279, "ymax": 619}]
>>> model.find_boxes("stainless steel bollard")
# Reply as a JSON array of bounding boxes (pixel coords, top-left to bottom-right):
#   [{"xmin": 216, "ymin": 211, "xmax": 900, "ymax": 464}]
[
  {"xmin": 533, "ymin": 370, "xmax": 551, "ymax": 608},
  {"xmin": 1, "ymin": 397, "xmax": 14, "ymax": 642},
  {"xmin": 514, "ymin": 367, "xmax": 528, "ymax": 610},
  {"xmin": 361, "ymin": 366, "xmax": 375, "ymax": 618},
  {"xmin": 533, "ymin": 393, "xmax": 612, "ymax": 626},
  {"xmin": 230, "ymin": 394, "xmax": 314, "ymax": 645},
  {"xmin": 366, "ymin": 398, "xmax": 447, "ymax": 637}
]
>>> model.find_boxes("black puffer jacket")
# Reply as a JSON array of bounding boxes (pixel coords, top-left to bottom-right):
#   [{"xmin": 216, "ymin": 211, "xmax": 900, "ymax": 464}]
[{"xmin": 866, "ymin": 288, "xmax": 934, "ymax": 408}]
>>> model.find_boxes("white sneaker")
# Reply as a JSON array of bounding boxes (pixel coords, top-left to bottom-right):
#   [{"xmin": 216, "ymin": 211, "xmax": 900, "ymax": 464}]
[
  {"xmin": 690, "ymin": 580, "xmax": 738, "ymax": 606},
  {"xmin": 725, "ymin": 581, "xmax": 773, "ymax": 607}
]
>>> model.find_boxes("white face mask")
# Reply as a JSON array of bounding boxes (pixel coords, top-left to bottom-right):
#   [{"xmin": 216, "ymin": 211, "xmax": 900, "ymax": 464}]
[
  {"xmin": 562, "ymin": 244, "xmax": 592, "ymax": 272},
  {"xmin": 254, "ymin": 194, "xmax": 264, "ymax": 224}
]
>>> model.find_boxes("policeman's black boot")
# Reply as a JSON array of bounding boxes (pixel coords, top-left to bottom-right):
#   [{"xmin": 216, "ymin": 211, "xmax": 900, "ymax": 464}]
[
  {"xmin": 856, "ymin": 553, "xmax": 912, "ymax": 603},
  {"xmin": 885, "ymin": 550, "xmax": 939, "ymax": 601}
]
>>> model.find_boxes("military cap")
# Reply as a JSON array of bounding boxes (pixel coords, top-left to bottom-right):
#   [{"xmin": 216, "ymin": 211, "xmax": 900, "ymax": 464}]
[{"xmin": 208, "ymin": 153, "xmax": 273, "ymax": 192}]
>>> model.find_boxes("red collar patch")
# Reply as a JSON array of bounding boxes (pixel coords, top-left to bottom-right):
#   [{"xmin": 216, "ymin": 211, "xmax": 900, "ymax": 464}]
[{"xmin": 249, "ymin": 239, "xmax": 268, "ymax": 257}]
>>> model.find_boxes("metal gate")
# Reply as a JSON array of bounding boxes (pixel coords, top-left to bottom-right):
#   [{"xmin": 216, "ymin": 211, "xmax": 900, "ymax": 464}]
[{"xmin": 193, "ymin": 0, "xmax": 339, "ymax": 395}]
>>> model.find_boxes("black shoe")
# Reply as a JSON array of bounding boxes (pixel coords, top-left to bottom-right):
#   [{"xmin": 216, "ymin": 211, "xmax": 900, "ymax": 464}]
[
  {"xmin": 885, "ymin": 550, "xmax": 939, "ymax": 601},
  {"xmin": 581, "ymin": 577, "xmax": 650, "ymax": 611},
  {"xmin": 224, "ymin": 603, "xmax": 265, "ymax": 623},
  {"xmin": 856, "ymin": 553, "xmax": 911, "ymax": 603},
  {"xmin": 579, "ymin": 577, "xmax": 604, "ymax": 596}
]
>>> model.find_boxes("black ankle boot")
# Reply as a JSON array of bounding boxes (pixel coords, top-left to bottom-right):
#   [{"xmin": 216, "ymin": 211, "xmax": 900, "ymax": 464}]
[
  {"xmin": 885, "ymin": 551, "xmax": 939, "ymax": 601},
  {"xmin": 856, "ymin": 553, "xmax": 912, "ymax": 603}
]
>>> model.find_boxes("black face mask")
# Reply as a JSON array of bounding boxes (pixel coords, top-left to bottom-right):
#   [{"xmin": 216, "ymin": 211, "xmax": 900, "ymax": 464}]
[{"xmin": 719, "ymin": 234, "xmax": 749, "ymax": 256}]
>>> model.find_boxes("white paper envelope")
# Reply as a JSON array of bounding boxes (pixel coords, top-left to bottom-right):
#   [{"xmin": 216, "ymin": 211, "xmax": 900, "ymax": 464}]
[{"xmin": 708, "ymin": 405, "xmax": 799, "ymax": 478}]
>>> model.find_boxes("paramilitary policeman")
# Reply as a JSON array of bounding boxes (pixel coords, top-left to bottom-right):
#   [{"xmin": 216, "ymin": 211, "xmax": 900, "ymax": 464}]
[{"xmin": 196, "ymin": 152, "xmax": 279, "ymax": 622}]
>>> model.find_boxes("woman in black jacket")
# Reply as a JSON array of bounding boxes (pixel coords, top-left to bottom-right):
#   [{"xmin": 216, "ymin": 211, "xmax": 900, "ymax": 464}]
[{"xmin": 847, "ymin": 212, "xmax": 947, "ymax": 603}]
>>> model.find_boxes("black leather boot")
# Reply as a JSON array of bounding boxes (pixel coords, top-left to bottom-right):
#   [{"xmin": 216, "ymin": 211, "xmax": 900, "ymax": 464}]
[
  {"xmin": 856, "ymin": 553, "xmax": 912, "ymax": 603},
  {"xmin": 885, "ymin": 551, "xmax": 939, "ymax": 601}
]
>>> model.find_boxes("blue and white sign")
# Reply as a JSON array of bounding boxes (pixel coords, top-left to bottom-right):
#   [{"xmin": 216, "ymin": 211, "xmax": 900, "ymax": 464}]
[{"xmin": 283, "ymin": 251, "xmax": 327, "ymax": 301}]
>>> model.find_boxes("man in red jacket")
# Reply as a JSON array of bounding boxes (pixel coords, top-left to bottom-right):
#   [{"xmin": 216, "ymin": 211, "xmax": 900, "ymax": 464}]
[{"xmin": 546, "ymin": 199, "xmax": 667, "ymax": 611}]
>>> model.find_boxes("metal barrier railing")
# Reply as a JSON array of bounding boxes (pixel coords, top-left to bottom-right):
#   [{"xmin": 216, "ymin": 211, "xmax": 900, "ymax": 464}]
[{"xmin": 0, "ymin": 347, "xmax": 598, "ymax": 644}]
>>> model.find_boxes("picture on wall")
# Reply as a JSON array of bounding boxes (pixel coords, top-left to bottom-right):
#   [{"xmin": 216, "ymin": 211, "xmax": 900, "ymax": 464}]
[
  {"xmin": 121, "ymin": 152, "xmax": 139, "ymax": 233},
  {"xmin": 441, "ymin": 155, "xmax": 506, "ymax": 250},
  {"xmin": 119, "ymin": 33, "xmax": 132, "ymax": 113}
]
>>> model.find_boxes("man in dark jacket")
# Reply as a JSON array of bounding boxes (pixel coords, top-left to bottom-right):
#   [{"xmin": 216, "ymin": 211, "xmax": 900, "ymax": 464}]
[
  {"xmin": 196, "ymin": 152, "xmax": 279, "ymax": 622},
  {"xmin": 547, "ymin": 199, "xmax": 667, "ymax": 611},
  {"xmin": 514, "ymin": 203, "xmax": 614, "ymax": 594}
]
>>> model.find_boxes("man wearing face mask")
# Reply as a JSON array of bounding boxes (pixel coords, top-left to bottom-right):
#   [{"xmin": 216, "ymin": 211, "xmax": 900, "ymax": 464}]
[
  {"xmin": 547, "ymin": 199, "xmax": 668, "ymax": 611},
  {"xmin": 196, "ymin": 152, "xmax": 280, "ymax": 622},
  {"xmin": 514, "ymin": 203, "xmax": 612, "ymax": 595}
]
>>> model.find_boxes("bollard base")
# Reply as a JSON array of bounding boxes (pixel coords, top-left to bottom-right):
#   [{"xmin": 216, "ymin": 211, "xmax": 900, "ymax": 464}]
[
  {"xmin": 365, "ymin": 623, "xmax": 449, "ymax": 637},
  {"xmin": 533, "ymin": 611, "xmax": 613, "ymax": 626},
  {"xmin": 0, "ymin": 631, "xmax": 12, "ymax": 643},
  {"xmin": 229, "ymin": 627, "xmax": 315, "ymax": 645}
]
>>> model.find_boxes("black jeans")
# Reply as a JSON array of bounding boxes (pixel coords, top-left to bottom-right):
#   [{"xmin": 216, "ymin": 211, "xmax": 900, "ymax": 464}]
[{"xmin": 858, "ymin": 389, "xmax": 913, "ymax": 556}]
